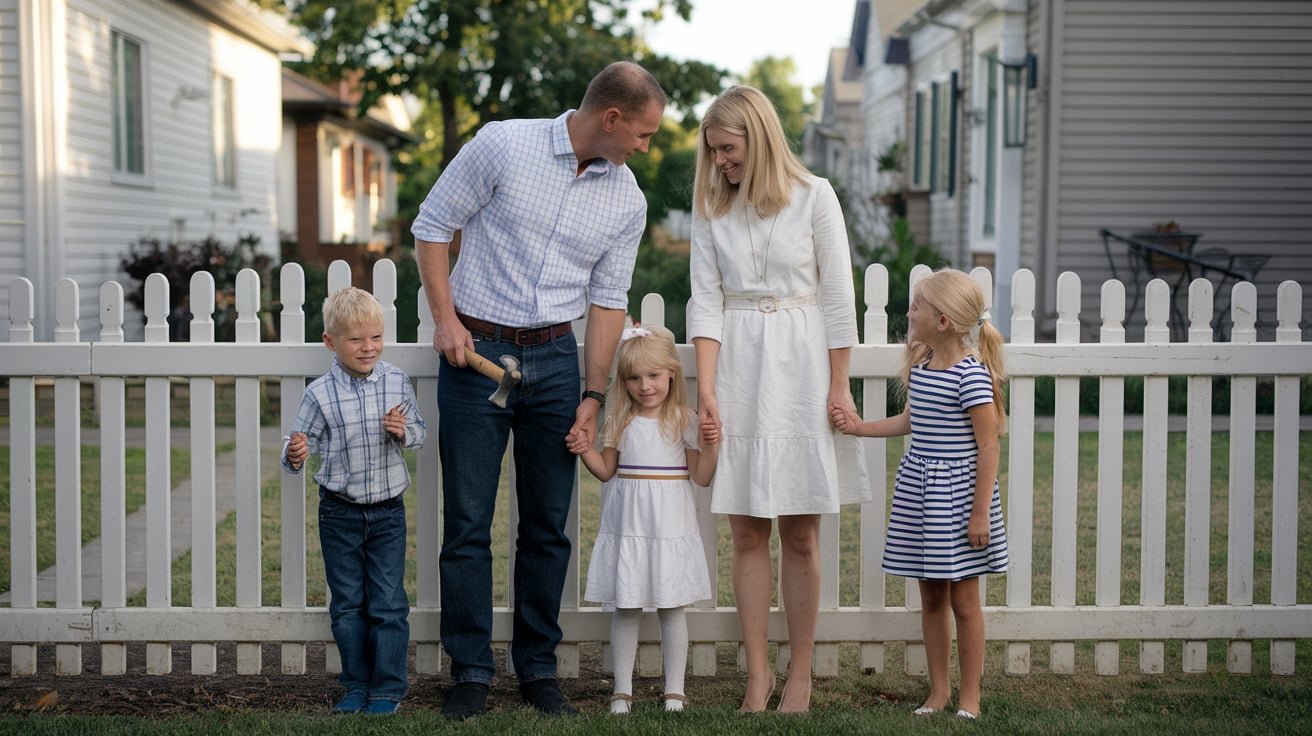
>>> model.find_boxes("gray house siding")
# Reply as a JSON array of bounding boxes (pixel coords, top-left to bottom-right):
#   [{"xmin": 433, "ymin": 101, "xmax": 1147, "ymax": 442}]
[
  {"xmin": 0, "ymin": 0, "xmax": 20, "ymax": 324},
  {"xmin": 1048, "ymin": 0, "xmax": 1312, "ymax": 336}
]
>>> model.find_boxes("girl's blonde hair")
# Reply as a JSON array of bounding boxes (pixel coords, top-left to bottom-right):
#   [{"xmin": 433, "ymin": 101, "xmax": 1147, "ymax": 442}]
[
  {"xmin": 901, "ymin": 269, "xmax": 1008, "ymax": 433},
  {"xmin": 600, "ymin": 325, "xmax": 688, "ymax": 448},
  {"xmin": 692, "ymin": 85, "xmax": 810, "ymax": 219},
  {"xmin": 322, "ymin": 287, "xmax": 383, "ymax": 337}
]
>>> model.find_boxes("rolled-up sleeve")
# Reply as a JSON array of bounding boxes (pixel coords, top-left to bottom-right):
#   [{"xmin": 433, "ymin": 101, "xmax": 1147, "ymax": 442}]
[
  {"xmin": 588, "ymin": 204, "xmax": 645, "ymax": 310},
  {"xmin": 411, "ymin": 123, "xmax": 505, "ymax": 244},
  {"xmin": 812, "ymin": 180, "xmax": 859, "ymax": 349},
  {"xmin": 686, "ymin": 208, "xmax": 724, "ymax": 342}
]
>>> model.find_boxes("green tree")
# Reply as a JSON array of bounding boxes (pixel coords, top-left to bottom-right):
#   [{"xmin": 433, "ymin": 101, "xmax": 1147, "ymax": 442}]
[
  {"xmin": 264, "ymin": 0, "xmax": 724, "ymax": 168},
  {"xmin": 739, "ymin": 56, "xmax": 812, "ymax": 153}
]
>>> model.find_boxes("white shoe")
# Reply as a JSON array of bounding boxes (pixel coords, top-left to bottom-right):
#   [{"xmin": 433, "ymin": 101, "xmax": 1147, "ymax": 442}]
[{"xmin": 609, "ymin": 693, "xmax": 632, "ymax": 715}]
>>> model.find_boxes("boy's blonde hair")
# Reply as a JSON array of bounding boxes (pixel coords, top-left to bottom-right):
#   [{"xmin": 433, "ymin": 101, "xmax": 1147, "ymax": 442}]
[
  {"xmin": 322, "ymin": 287, "xmax": 384, "ymax": 337},
  {"xmin": 600, "ymin": 325, "xmax": 688, "ymax": 448},
  {"xmin": 902, "ymin": 269, "xmax": 1008, "ymax": 433},
  {"xmin": 692, "ymin": 85, "xmax": 810, "ymax": 219}
]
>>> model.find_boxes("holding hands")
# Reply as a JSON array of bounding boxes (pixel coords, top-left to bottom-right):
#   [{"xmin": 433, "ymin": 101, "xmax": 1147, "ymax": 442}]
[{"xmin": 829, "ymin": 403, "xmax": 862, "ymax": 435}]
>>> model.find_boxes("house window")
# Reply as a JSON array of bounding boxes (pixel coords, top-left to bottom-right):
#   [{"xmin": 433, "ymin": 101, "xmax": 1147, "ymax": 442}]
[
  {"xmin": 928, "ymin": 84, "xmax": 939, "ymax": 192},
  {"xmin": 938, "ymin": 73, "xmax": 957, "ymax": 197},
  {"xmin": 342, "ymin": 143, "xmax": 356, "ymax": 197},
  {"xmin": 111, "ymin": 31, "xmax": 145, "ymax": 175},
  {"xmin": 212, "ymin": 73, "xmax": 235, "ymax": 187}
]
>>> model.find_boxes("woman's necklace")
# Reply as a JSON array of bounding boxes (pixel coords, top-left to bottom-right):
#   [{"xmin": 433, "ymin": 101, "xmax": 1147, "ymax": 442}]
[{"xmin": 745, "ymin": 204, "xmax": 780, "ymax": 281}]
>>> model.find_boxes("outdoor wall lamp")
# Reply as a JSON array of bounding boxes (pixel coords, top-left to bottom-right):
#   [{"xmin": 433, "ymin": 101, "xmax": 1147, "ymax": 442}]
[{"xmin": 1000, "ymin": 52, "xmax": 1036, "ymax": 148}]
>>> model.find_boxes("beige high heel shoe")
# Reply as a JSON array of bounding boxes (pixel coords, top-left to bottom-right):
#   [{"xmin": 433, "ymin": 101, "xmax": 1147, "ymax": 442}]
[
  {"xmin": 776, "ymin": 678, "xmax": 812, "ymax": 713},
  {"xmin": 736, "ymin": 674, "xmax": 777, "ymax": 713}
]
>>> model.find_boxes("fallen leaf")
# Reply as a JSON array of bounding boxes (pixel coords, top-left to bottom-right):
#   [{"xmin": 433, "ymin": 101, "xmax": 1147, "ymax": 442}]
[{"xmin": 34, "ymin": 690, "xmax": 58, "ymax": 710}]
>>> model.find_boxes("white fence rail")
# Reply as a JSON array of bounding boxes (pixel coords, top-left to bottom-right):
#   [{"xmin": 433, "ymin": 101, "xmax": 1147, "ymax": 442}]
[{"xmin": 1, "ymin": 260, "xmax": 1307, "ymax": 679}]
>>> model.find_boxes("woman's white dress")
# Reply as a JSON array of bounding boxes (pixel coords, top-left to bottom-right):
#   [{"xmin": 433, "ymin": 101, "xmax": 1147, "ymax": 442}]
[
  {"xmin": 584, "ymin": 415, "xmax": 712, "ymax": 609},
  {"xmin": 687, "ymin": 175, "xmax": 870, "ymax": 517}
]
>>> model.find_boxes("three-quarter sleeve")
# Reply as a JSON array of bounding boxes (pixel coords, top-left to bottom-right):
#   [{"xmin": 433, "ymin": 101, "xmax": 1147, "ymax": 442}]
[
  {"xmin": 812, "ymin": 180, "xmax": 859, "ymax": 349},
  {"xmin": 686, "ymin": 207, "xmax": 725, "ymax": 342}
]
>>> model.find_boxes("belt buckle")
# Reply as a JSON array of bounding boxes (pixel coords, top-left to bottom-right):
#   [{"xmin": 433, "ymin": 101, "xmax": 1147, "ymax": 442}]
[{"xmin": 757, "ymin": 296, "xmax": 778, "ymax": 313}]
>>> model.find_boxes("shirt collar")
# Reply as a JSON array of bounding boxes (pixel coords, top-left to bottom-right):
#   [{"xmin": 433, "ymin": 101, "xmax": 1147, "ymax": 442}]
[
  {"xmin": 330, "ymin": 358, "xmax": 382, "ymax": 386},
  {"xmin": 552, "ymin": 110, "xmax": 612, "ymax": 176}
]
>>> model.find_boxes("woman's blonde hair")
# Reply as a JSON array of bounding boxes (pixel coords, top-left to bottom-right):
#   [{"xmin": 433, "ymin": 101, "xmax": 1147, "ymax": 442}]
[
  {"xmin": 322, "ymin": 287, "xmax": 383, "ymax": 337},
  {"xmin": 600, "ymin": 325, "xmax": 688, "ymax": 448},
  {"xmin": 901, "ymin": 269, "xmax": 1007, "ymax": 433},
  {"xmin": 692, "ymin": 85, "xmax": 810, "ymax": 219}
]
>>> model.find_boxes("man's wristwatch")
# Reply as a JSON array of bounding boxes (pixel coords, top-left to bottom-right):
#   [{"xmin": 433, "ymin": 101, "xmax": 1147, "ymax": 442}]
[{"xmin": 582, "ymin": 389, "xmax": 606, "ymax": 408}]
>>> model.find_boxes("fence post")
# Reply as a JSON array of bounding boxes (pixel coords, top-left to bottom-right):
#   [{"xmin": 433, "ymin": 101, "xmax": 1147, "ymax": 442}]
[
  {"xmin": 415, "ymin": 286, "xmax": 442, "ymax": 675},
  {"xmin": 279, "ymin": 264, "xmax": 308, "ymax": 675},
  {"xmin": 1139, "ymin": 280, "xmax": 1171, "ymax": 674},
  {"xmin": 144, "ymin": 273, "xmax": 173, "ymax": 675},
  {"xmin": 1006, "ymin": 269, "xmax": 1036, "ymax": 675},
  {"xmin": 188, "ymin": 272, "xmax": 219, "ymax": 675},
  {"xmin": 1050, "ymin": 272, "xmax": 1081, "ymax": 675},
  {"xmin": 99, "ymin": 281, "xmax": 129, "ymax": 675},
  {"xmin": 53, "ymin": 278, "xmax": 83, "ymax": 675},
  {"xmin": 859, "ymin": 264, "xmax": 889, "ymax": 673},
  {"xmin": 1095, "ymin": 279, "xmax": 1126, "ymax": 676},
  {"xmin": 1182, "ymin": 279, "xmax": 1215, "ymax": 673},
  {"xmin": 1270, "ymin": 281, "xmax": 1302, "ymax": 674},
  {"xmin": 8, "ymin": 278, "xmax": 38, "ymax": 675},
  {"xmin": 234, "ymin": 268, "xmax": 264, "ymax": 675}
]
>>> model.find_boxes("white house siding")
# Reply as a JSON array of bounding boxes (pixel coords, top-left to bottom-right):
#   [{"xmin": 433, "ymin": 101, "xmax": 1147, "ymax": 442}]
[
  {"xmin": 0, "ymin": 0, "xmax": 20, "ymax": 324},
  {"xmin": 1048, "ymin": 0, "xmax": 1312, "ymax": 337},
  {"xmin": 907, "ymin": 23, "xmax": 966, "ymax": 266},
  {"xmin": 56, "ymin": 0, "xmax": 283, "ymax": 339}
]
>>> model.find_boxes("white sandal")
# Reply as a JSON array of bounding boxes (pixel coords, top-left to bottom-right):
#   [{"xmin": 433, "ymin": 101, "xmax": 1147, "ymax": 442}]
[
  {"xmin": 609, "ymin": 693, "xmax": 633, "ymax": 715},
  {"xmin": 663, "ymin": 692, "xmax": 688, "ymax": 712}
]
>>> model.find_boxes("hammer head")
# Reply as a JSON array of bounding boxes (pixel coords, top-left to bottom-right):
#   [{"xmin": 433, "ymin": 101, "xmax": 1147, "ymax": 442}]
[{"xmin": 486, "ymin": 354, "xmax": 521, "ymax": 408}]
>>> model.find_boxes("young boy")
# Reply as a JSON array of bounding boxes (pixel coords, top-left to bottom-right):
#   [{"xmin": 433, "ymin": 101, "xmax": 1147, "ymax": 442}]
[{"xmin": 283, "ymin": 287, "xmax": 426, "ymax": 715}]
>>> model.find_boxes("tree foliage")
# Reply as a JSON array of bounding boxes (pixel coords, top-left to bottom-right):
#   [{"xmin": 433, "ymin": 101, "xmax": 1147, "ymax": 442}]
[
  {"xmin": 262, "ymin": 0, "xmax": 725, "ymax": 167},
  {"xmin": 739, "ymin": 56, "xmax": 812, "ymax": 154}
]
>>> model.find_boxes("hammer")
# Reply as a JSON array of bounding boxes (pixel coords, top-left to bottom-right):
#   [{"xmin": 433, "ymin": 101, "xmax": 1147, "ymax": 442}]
[{"xmin": 463, "ymin": 348, "xmax": 521, "ymax": 408}]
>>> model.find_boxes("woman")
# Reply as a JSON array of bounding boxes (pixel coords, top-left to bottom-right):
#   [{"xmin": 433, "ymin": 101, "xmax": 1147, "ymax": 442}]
[{"xmin": 686, "ymin": 85, "xmax": 869, "ymax": 713}]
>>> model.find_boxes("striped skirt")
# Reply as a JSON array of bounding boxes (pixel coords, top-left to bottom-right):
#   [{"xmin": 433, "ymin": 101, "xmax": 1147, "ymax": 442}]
[{"xmin": 882, "ymin": 452, "xmax": 1010, "ymax": 581}]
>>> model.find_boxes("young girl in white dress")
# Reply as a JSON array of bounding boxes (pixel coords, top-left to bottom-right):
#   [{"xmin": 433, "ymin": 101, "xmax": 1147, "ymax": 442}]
[
  {"xmin": 831, "ymin": 269, "xmax": 1010, "ymax": 721},
  {"xmin": 568, "ymin": 325, "xmax": 720, "ymax": 714}
]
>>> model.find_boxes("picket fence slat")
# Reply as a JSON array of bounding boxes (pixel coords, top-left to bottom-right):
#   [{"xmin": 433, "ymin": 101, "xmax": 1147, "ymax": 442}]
[{"xmin": 2, "ymin": 262, "xmax": 1308, "ymax": 681}]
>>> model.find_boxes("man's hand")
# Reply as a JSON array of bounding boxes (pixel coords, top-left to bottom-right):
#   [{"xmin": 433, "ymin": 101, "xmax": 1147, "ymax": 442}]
[
  {"xmin": 567, "ymin": 399, "xmax": 601, "ymax": 451},
  {"xmin": 433, "ymin": 315, "xmax": 473, "ymax": 367}
]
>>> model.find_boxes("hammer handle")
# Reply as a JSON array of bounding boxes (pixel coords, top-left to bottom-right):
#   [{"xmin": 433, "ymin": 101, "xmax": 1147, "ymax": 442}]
[{"xmin": 464, "ymin": 348, "xmax": 516, "ymax": 382}]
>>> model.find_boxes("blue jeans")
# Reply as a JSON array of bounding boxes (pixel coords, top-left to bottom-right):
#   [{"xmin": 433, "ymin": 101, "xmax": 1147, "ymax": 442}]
[
  {"xmin": 438, "ymin": 332, "xmax": 578, "ymax": 684},
  {"xmin": 318, "ymin": 488, "xmax": 410, "ymax": 702}
]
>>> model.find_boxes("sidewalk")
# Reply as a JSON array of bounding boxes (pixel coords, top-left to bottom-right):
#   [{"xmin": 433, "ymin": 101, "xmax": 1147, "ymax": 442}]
[{"xmin": 0, "ymin": 425, "xmax": 285, "ymax": 605}]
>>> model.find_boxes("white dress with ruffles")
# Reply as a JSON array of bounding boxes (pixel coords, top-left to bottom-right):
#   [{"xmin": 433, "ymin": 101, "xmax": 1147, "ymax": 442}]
[{"xmin": 584, "ymin": 414, "xmax": 712, "ymax": 609}]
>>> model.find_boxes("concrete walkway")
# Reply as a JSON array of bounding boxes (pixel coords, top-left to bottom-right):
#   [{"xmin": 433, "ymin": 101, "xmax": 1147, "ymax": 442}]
[{"xmin": 0, "ymin": 426, "xmax": 285, "ymax": 605}]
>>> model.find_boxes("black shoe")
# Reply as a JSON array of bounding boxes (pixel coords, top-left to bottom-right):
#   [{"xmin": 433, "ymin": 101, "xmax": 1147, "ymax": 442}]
[
  {"xmin": 442, "ymin": 682, "xmax": 489, "ymax": 721},
  {"xmin": 520, "ymin": 678, "xmax": 577, "ymax": 716}
]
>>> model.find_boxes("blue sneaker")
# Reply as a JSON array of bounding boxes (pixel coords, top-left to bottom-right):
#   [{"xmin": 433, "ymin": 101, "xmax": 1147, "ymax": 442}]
[
  {"xmin": 330, "ymin": 692, "xmax": 367, "ymax": 714},
  {"xmin": 363, "ymin": 698, "xmax": 400, "ymax": 715}
]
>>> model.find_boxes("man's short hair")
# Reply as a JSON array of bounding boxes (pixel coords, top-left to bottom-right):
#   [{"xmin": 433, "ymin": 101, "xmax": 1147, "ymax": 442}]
[
  {"xmin": 322, "ymin": 287, "xmax": 384, "ymax": 337},
  {"xmin": 579, "ymin": 61, "xmax": 666, "ymax": 117}
]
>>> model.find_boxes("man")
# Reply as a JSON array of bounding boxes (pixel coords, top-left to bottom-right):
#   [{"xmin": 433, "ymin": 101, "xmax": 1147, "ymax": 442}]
[{"xmin": 412, "ymin": 61, "xmax": 665, "ymax": 720}]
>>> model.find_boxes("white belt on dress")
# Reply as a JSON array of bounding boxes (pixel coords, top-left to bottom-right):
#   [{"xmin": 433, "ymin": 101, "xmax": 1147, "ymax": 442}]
[{"xmin": 723, "ymin": 293, "xmax": 817, "ymax": 313}]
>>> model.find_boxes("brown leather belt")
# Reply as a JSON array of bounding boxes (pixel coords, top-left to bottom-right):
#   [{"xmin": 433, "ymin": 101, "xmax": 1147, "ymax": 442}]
[{"xmin": 457, "ymin": 313, "xmax": 572, "ymax": 347}]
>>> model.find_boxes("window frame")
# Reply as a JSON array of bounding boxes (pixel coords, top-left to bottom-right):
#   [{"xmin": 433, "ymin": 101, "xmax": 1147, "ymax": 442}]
[
  {"xmin": 111, "ymin": 29, "xmax": 149, "ymax": 182},
  {"xmin": 212, "ymin": 72, "xmax": 236, "ymax": 189}
]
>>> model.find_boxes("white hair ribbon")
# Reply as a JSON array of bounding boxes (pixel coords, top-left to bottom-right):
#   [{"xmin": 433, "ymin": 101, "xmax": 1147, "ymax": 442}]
[
  {"xmin": 620, "ymin": 326, "xmax": 651, "ymax": 342},
  {"xmin": 967, "ymin": 309, "xmax": 991, "ymax": 346}
]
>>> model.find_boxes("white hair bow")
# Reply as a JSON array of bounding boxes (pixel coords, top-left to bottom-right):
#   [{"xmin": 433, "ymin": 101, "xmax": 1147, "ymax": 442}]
[
  {"xmin": 620, "ymin": 326, "xmax": 651, "ymax": 342},
  {"xmin": 967, "ymin": 309, "xmax": 991, "ymax": 345}
]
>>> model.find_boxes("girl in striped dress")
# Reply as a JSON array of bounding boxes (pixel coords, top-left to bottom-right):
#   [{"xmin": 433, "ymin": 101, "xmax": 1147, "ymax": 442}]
[
  {"xmin": 568, "ymin": 325, "xmax": 720, "ymax": 714},
  {"xmin": 830, "ymin": 269, "xmax": 1009, "ymax": 720}
]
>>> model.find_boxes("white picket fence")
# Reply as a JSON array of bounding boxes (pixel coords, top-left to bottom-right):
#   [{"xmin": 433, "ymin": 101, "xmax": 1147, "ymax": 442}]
[{"xmin": 1, "ymin": 260, "xmax": 1307, "ymax": 680}]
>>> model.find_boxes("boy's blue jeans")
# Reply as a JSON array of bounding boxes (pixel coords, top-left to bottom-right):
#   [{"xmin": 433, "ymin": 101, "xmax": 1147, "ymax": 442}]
[
  {"xmin": 438, "ymin": 332, "xmax": 578, "ymax": 684},
  {"xmin": 318, "ymin": 488, "xmax": 410, "ymax": 702}
]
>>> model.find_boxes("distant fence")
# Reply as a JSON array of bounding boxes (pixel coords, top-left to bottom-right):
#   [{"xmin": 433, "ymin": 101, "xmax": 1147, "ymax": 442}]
[{"xmin": 1, "ymin": 260, "xmax": 1307, "ymax": 678}]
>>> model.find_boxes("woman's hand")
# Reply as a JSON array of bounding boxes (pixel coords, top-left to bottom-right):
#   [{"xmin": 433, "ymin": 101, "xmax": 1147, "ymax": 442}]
[{"xmin": 697, "ymin": 390, "xmax": 721, "ymax": 444}]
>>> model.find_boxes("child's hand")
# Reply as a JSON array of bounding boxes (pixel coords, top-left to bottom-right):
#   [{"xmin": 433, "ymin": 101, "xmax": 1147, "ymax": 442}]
[
  {"xmin": 565, "ymin": 428, "xmax": 591, "ymax": 455},
  {"xmin": 829, "ymin": 403, "xmax": 859, "ymax": 434},
  {"xmin": 286, "ymin": 432, "xmax": 309, "ymax": 469},
  {"xmin": 699, "ymin": 414, "xmax": 721, "ymax": 445},
  {"xmin": 967, "ymin": 508, "xmax": 990, "ymax": 549},
  {"xmin": 383, "ymin": 404, "xmax": 407, "ymax": 441}
]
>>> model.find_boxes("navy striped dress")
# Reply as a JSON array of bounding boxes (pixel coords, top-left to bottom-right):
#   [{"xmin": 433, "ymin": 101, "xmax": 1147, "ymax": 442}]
[{"xmin": 882, "ymin": 356, "xmax": 1010, "ymax": 580}]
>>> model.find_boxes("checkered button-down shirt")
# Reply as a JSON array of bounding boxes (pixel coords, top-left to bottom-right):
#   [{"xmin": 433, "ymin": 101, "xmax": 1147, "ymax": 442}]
[
  {"xmin": 283, "ymin": 359, "xmax": 427, "ymax": 504},
  {"xmin": 410, "ymin": 111, "xmax": 646, "ymax": 327}
]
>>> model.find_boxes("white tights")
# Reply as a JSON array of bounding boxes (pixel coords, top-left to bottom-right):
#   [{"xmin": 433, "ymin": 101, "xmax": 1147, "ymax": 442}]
[{"xmin": 609, "ymin": 606, "xmax": 689, "ymax": 713}]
